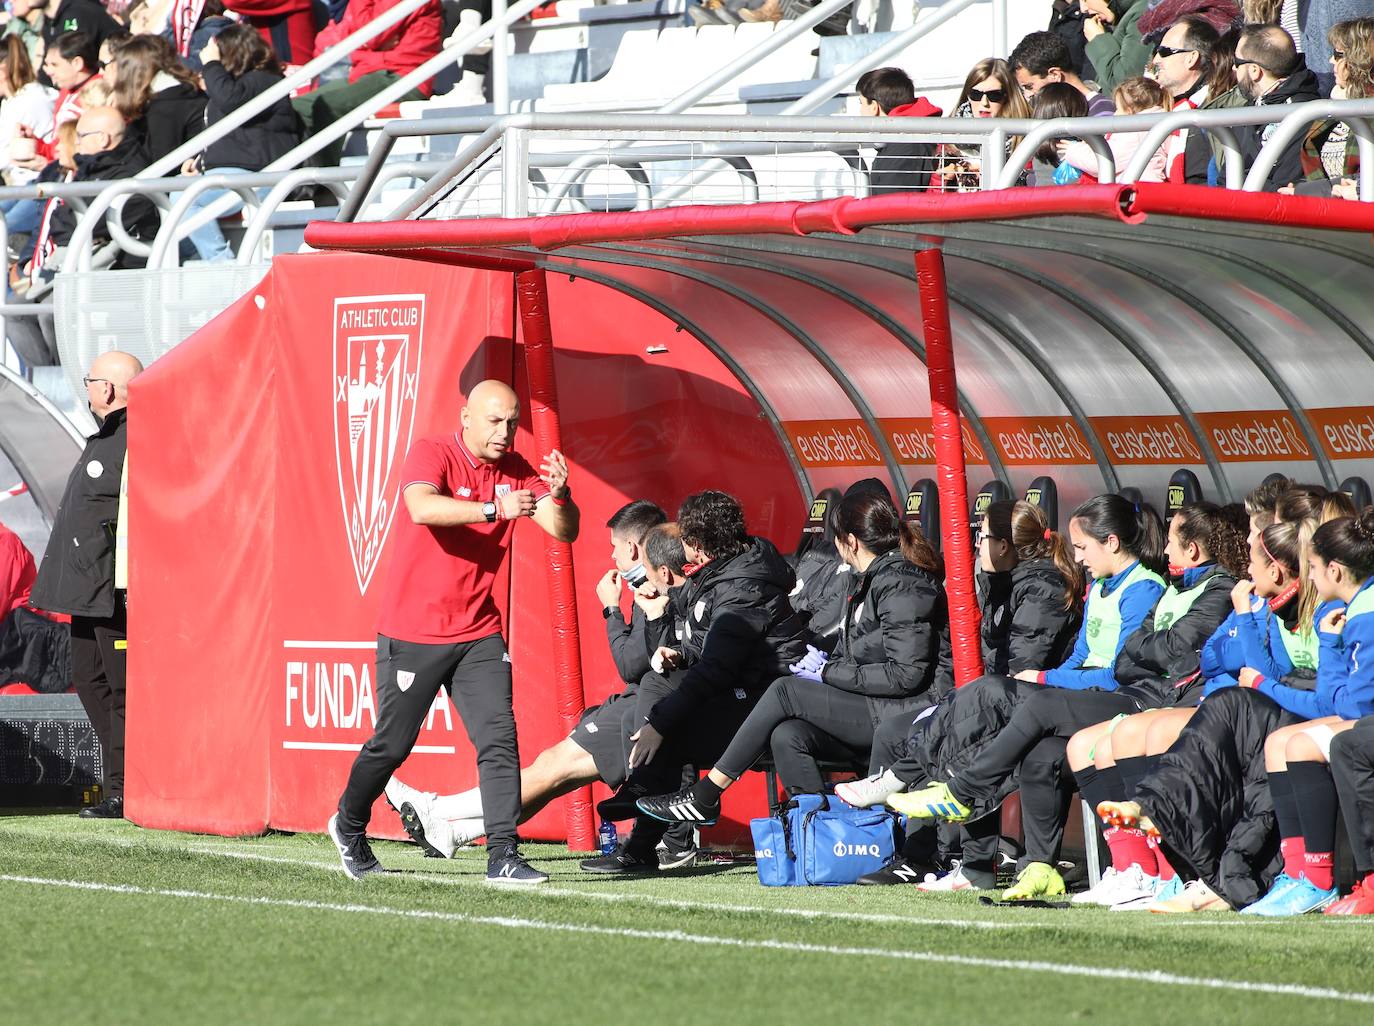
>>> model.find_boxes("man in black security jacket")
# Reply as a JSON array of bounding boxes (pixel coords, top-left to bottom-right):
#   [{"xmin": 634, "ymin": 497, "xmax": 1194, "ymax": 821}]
[
  {"xmin": 585, "ymin": 490, "xmax": 807, "ymax": 873},
  {"xmin": 32, "ymin": 350, "xmax": 142, "ymax": 820}
]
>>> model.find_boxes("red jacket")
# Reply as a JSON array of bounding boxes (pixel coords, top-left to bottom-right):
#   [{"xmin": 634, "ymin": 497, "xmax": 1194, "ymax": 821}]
[
  {"xmin": 0, "ymin": 525, "xmax": 36, "ymax": 615},
  {"xmin": 317, "ymin": 0, "xmax": 443, "ymax": 96}
]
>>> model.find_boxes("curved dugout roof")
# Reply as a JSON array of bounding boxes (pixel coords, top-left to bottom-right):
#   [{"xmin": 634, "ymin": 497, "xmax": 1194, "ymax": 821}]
[
  {"xmin": 0, "ymin": 366, "xmax": 83, "ymax": 523},
  {"xmin": 308, "ymin": 183, "xmax": 1374, "ymax": 514}
]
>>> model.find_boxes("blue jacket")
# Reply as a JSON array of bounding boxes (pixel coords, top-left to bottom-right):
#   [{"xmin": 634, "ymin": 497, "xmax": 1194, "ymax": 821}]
[
  {"xmin": 1042, "ymin": 561, "xmax": 1165, "ymax": 691},
  {"xmin": 1199, "ymin": 593, "xmax": 1315, "ymax": 696},
  {"xmin": 1258, "ymin": 580, "xmax": 1374, "ymax": 720}
]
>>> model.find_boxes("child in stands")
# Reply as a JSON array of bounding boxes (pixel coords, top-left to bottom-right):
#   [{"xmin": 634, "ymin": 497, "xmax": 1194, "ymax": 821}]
[{"xmin": 1061, "ymin": 76, "xmax": 1172, "ymax": 183}]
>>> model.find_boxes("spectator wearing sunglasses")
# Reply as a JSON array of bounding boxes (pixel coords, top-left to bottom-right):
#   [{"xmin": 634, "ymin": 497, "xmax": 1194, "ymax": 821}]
[
  {"xmin": 1301, "ymin": 0, "xmax": 1374, "ymax": 94},
  {"xmin": 931, "ymin": 57, "xmax": 1032, "ymax": 191},
  {"xmin": 856, "ymin": 66, "xmax": 945, "ymax": 195},
  {"xmin": 1010, "ymin": 30, "xmax": 1116, "ymax": 113},
  {"xmin": 1295, "ymin": 17, "xmax": 1374, "ymax": 198},
  {"xmin": 1147, "ymin": 14, "xmax": 1221, "ymax": 183},
  {"xmin": 1232, "ymin": 22, "xmax": 1320, "ymax": 191}
]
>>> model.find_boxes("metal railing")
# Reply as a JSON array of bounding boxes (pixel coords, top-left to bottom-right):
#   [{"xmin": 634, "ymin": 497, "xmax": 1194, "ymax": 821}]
[
  {"xmin": 331, "ymin": 100, "xmax": 1374, "ymax": 225},
  {"xmin": 0, "ymin": 161, "xmax": 441, "ymax": 343}
]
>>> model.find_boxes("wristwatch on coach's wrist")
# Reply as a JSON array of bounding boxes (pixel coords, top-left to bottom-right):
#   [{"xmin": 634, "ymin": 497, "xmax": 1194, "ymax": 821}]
[
  {"xmin": 602, "ymin": 605, "xmax": 616, "ymax": 620},
  {"xmin": 482, "ymin": 501, "xmax": 498, "ymax": 523}
]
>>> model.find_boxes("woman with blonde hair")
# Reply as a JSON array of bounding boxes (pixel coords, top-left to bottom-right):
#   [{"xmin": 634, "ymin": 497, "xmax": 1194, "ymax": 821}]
[{"xmin": 1298, "ymin": 18, "xmax": 1374, "ymax": 198}]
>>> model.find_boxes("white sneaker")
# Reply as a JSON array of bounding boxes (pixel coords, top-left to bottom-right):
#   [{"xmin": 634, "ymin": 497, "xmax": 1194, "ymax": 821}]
[
  {"xmin": 1071, "ymin": 866, "xmax": 1122, "ymax": 905},
  {"xmin": 384, "ymin": 776, "xmax": 435, "ymax": 819},
  {"xmin": 1074, "ymin": 864, "xmax": 1159, "ymax": 908},
  {"xmin": 447, "ymin": 71, "xmax": 487, "ymax": 107},
  {"xmin": 1106, "ymin": 865, "xmax": 1162, "ymax": 911},
  {"xmin": 1151, "ymin": 877, "xmax": 1233, "ymax": 914},
  {"xmin": 834, "ymin": 770, "xmax": 904, "ymax": 809},
  {"xmin": 451, "ymin": 8, "xmax": 494, "ymax": 55},
  {"xmin": 385, "ymin": 777, "xmax": 457, "ymax": 859},
  {"xmin": 917, "ymin": 865, "xmax": 984, "ymax": 892}
]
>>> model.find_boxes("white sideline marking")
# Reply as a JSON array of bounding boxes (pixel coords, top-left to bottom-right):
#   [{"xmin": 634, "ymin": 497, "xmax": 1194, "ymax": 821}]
[
  {"xmin": 279, "ymin": 742, "xmax": 457, "ymax": 754},
  {"xmin": 282, "ymin": 640, "xmax": 377, "ymax": 649},
  {"xmin": 4, "ymin": 873, "xmax": 1372, "ymax": 1006},
  {"xmin": 182, "ymin": 844, "xmax": 1331, "ymax": 931},
  {"xmin": 183, "ymin": 845, "xmax": 1028, "ymax": 931}
]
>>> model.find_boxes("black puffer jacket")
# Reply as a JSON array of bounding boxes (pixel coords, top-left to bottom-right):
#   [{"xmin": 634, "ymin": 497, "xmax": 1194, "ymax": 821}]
[
  {"xmin": 1136, "ymin": 686, "xmax": 1300, "ymax": 908},
  {"xmin": 201, "ymin": 63, "xmax": 302, "ymax": 171},
  {"xmin": 32, "ymin": 408, "xmax": 126, "ymax": 618},
  {"xmin": 822, "ymin": 548, "xmax": 953, "ymax": 724},
  {"xmin": 647, "ymin": 537, "xmax": 808, "ymax": 735},
  {"xmin": 790, "ymin": 548, "xmax": 850, "ymax": 649},
  {"xmin": 142, "ymin": 82, "xmax": 208, "ymax": 166},
  {"xmin": 979, "ymin": 558, "xmax": 1079, "ymax": 676},
  {"xmin": 894, "ymin": 674, "xmax": 1036, "ymax": 817},
  {"xmin": 51, "ymin": 127, "xmax": 159, "ymax": 267},
  {"xmin": 1116, "ymin": 565, "xmax": 1237, "ymax": 708}
]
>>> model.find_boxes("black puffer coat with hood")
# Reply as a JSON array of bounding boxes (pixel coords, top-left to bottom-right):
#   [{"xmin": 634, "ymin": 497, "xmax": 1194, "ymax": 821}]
[{"xmin": 647, "ymin": 537, "xmax": 808, "ymax": 735}]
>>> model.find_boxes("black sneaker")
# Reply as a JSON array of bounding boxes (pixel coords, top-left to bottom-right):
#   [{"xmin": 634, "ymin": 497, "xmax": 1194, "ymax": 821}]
[
  {"xmin": 656, "ymin": 841, "xmax": 700, "ymax": 871},
  {"xmin": 580, "ymin": 844, "xmax": 659, "ymax": 875},
  {"xmin": 486, "ymin": 846, "xmax": 549, "ymax": 886},
  {"xmin": 857, "ymin": 856, "xmax": 928, "ymax": 886},
  {"xmin": 78, "ymin": 796, "xmax": 124, "ymax": 820},
  {"xmin": 327, "ymin": 813, "xmax": 383, "ymax": 880},
  {"xmin": 635, "ymin": 786, "xmax": 720, "ymax": 826},
  {"xmin": 596, "ymin": 782, "xmax": 649, "ymax": 821}
]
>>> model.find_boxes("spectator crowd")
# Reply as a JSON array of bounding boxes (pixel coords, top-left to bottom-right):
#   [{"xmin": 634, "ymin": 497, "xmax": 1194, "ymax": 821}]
[
  {"xmin": 0, "ymin": 0, "xmax": 1364, "ymax": 362},
  {"xmin": 0, "ymin": 0, "xmax": 454, "ymax": 366},
  {"xmin": 860, "ymin": 0, "xmax": 1374, "ymax": 199}
]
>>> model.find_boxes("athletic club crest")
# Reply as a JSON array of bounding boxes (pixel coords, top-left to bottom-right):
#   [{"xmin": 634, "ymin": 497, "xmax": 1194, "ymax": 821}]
[{"xmin": 333, "ymin": 294, "xmax": 426, "ymax": 594}]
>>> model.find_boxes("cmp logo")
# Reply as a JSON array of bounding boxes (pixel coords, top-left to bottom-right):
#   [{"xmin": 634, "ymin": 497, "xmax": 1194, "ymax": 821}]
[{"xmin": 333, "ymin": 294, "xmax": 426, "ymax": 595}]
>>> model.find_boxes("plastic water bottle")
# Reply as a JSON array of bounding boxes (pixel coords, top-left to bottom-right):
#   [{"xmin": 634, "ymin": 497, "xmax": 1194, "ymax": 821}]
[{"xmin": 598, "ymin": 817, "xmax": 618, "ymax": 855}]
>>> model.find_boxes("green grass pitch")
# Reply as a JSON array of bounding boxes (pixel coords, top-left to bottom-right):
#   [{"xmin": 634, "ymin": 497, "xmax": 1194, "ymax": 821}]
[{"xmin": 2, "ymin": 811, "xmax": 1373, "ymax": 1026}]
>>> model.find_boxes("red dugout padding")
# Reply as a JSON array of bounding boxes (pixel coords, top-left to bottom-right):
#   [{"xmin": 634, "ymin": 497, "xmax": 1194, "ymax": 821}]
[{"xmin": 126, "ymin": 252, "xmax": 802, "ymax": 839}]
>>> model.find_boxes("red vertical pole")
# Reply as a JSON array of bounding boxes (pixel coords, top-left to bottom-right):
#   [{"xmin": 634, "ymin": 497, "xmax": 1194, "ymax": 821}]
[
  {"xmin": 514, "ymin": 268, "xmax": 595, "ymax": 851},
  {"xmin": 915, "ymin": 248, "xmax": 984, "ymax": 686}
]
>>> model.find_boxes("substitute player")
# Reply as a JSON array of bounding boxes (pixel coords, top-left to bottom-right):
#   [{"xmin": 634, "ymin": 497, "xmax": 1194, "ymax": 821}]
[{"xmin": 327, "ymin": 379, "xmax": 579, "ymax": 885}]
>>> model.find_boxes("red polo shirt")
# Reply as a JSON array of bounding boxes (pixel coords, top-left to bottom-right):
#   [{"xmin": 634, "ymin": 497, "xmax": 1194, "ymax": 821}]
[{"xmin": 376, "ymin": 433, "xmax": 549, "ymax": 645}]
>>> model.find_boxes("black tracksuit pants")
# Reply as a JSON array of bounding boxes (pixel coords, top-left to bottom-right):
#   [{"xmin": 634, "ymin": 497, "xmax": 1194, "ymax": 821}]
[
  {"xmin": 1331, "ymin": 716, "xmax": 1374, "ymax": 876},
  {"xmin": 715, "ymin": 676, "xmax": 874, "ymax": 794},
  {"xmin": 338, "ymin": 633, "xmax": 520, "ymax": 851},
  {"xmin": 619, "ymin": 669, "xmax": 760, "ymax": 854},
  {"xmin": 71, "ymin": 601, "xmax": 128, "ymax": 800},
  {"xmin": 951, "ymin": 687, "xmax": 1134, "ymax": 862}
]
